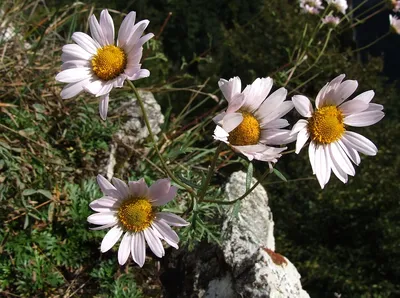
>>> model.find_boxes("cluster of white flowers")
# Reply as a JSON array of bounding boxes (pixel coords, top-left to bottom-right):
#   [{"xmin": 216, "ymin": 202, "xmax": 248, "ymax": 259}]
[
  {"xmin": 391, "ymin": 0, "xmax": 400, "ymax": 13},
  {"xmin": 389, "ymin": 0, "xmax": 400, "ymax": 35},
  {"xmin": 55, "ymin": 9, "xmax": 385, "ymax": 267},
  {"xmin": 299, "ymin": 0, "xmax": 348, "ymax": 26},
  {"xmin": 390, "ymin": 15, "xmax": 400, "ymax": 34}
]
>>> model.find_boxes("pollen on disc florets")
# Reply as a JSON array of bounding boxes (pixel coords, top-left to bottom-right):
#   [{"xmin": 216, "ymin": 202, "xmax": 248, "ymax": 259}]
[
  {"xmin": 117, "ymin": 197, "xmax": 155, "ymax": 232},
  {"xmin": 91, "ymin": 45, "xmax": 127, "ymax": 81},
  {"xmin": 228, "ymin": 111, "xmax": 261, "ymax": 146},
  {"xmin": 308, "ymin": 105, "xmax": 345, "ymax": 144}
]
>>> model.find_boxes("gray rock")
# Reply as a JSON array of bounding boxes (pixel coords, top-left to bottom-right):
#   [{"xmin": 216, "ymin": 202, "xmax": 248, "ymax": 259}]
[
  {"xmin": 103, "ymin": 90, "xmax": 164, "ymax": 179},
  {"xmin": 216, "ymin": 171, "xmax": 309, "ymax": 298},
  {"xmin": 113, "ymin": 90, "xmax": 164, "ymax": 147}
]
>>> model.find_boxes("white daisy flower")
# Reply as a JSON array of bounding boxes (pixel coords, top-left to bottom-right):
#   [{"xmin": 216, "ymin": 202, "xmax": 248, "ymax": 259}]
[
  {"xmin": 322, "ymin": 15, "xmax": 340, "ymax": 26},
  {"xmin": 326, "ymin": 0, "xmax": 348, "ymax": 14},
  {"xmin": 55, "ymin": 9, "xmax": 154, "ymax": 120},
  {"xmin": 299, "ymin": 0, "xmax": 324, "ymax": 14},
  {"xmin": 213, "ymin": 77, "xmax": 294, "ymax": 164},
  {"xmin": 390, "ymin": 0, "xmax": 400, "ymax": 13},
  {"xmin": 88, "ymin": 175, "xmax": 189, "ymax": 267},
  {"xmin": 390, "ymin": 15, "xmax": 400, "ymax": 34},
  {"xmin": 291, "ymin": 74, "xmax": 384, "ymax": 189}
]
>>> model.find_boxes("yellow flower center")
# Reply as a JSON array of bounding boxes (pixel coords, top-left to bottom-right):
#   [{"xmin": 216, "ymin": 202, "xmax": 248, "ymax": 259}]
[
  {"xmin": 117, "ymin": 197, "xmax": 155, "ymax": 232},
  {"xmin": 91, "ymin": 45, "xmax": 127, "ymax": 81},
  {"xmin": 228, "ymin": 111, "xmax": 261, "ymax": 146},
  {"xmin": 308, "ymin": 105, "xmax": 345, "ymax": 144}
]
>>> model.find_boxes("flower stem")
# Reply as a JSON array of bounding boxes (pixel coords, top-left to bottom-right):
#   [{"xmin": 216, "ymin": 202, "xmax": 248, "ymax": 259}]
[
  {"xmin": 202, "ymin": 169, "xmax": 270, "ymax": 205},
  {"xmin": 127, "ymin": 80, "xmax": 195, "ymax": 197},
  {"xmin": 197, "ymin": 142, "xmax": 224, "ymax": 203}
]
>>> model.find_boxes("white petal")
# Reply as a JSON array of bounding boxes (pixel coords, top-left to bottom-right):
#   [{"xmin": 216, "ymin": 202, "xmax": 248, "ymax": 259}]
[
  {"xmin": 213, "ymin": 126, "xmax": 229, "ymax": 143},
  {"xmin": 118, "ymin": 11, "xmax": 136, "ymax": 48},
  {"xmin": 328, "ymin": 144, "xmax": 348, "ymax": 183},
  {"xmin": 144, "ymin": 228, "xmax": 164, "ymax": 258},
  {"xmin": 259, "ymin": 101, "xmax": 293, "ymax": 125},
  {"xmin": 337, "ymin": 139, "xmax": 361, "ymax": 165},
  {"xmin": 61, "ymin": 44, "xmax": 93, "ymax": 61},
  {"xmin": 262, "ymin": 119, "xmax": 289, "ymax": 129},
  {"xmin": 89, "ymin": 197, "xmax": 119, "ymax": 212},
  {"xmin": 101, "ymin": 226, "xmax": 123, "ymax": 253},
  {"xmin": 314, "ymin": 145, "xmax": 329, "ymax": 189},
  {"xmin": 212, "ymin": 112, "xmax": 226, "ymax": 125},
  {"xmin": 292, "ymin": 95, "xmax": 313, "ymax": 117},
  {"xmin": 128, "ymin": 178, "xmax": 149, "ymax": 197},
  {"xmin": 339, "ymin": 100, "xmax": 368, "ymax": 116},
  {"xmin": 151, "ymin": 185, "xmax": 177, "ymax": 206},
  {"xmin": 118, "ymin": 232, "xmax": 132, "ymax": 265},
  {"xmin": 61, "ymin": 59, "xmax": 91, "ymax": 71},
  {"xmin": 222, "ymin": 113, "xmax": 243, "ymax": 133},
  {"xmin": 149, "ymin": 179, "xmax": 170, "ymax": 199},
  {"xmin": 71, "ymin": 32, "xmax": 100, "ymax": 54},
  {"xmin": 55, "ymin": 68, "xmax": 92, "ymax": 83},
  {"xmin": 255, "ymin": 87, "xmax": 287, "ymax": 119},
  {"xmin": 330, "ymin": 80, "xmax": 358, "ymax": 106},
  {"xmin": 131, "ymin": 232, "xmax": 146, "ymax": 267},
  {"xmin": 351, "ymin": 90, "xmax": 374, "ymax": 103},
  {"xmin": 112, "ymin": 177, "xmax": 130, "ymax": 199},
  {"xmin": 218, "ymin": 76, "xmax": 242, "ymax": 101},
  {"xmin": 99, "ymin": 9, "xmax": 115, "ymax": 45},
  {"xmin": 127, "ymin": 69, "xmax": 150, "ymax": 81},
  {"xmin": 89, "ymin": 14, "xmax": 106, "ymax": 46},
  {"xmin": 290, "ymin": 119, "xmax": 309, "ymax": 136},
  {"xmin": 342, "ymin": 131, "xmax": 378, "ymax": 156},
  {"xmin": 152, "ymin": 220, "xmax": 179, "ymax": 249},
  {"xmin": 87, "ymin": 212, "xmax": 117, "ymax": 225},
  {"xmin": 295, "ymin": 128, "xmax": 310, "ymax": 154},
  {"xmin": 124, "ymin": 20, "xmax": 150, "ymax": 53},
  {"xmin": 60, "ymin": 78, "xmax": 92, "ymax": 99},
  {"xmin": 128, "ymin": 33, "xmax": 154, "ymax": 54},
  {"xmin": 99, "ymin": 94, "xmax": 109, "ymax": 121},
  {"xmin": 96, "ymin": 82, "xmax": 114, "ymax": 97},
  {"xmin": 90, "ymin": 222, "xmax": 117, "ymax": 230},
  {"xmin": 84, "ymin": 80, "xmax": 104, "ymax": 95},
  {"xmin": 97, "ymin": 174, "xmax": 117, "ymax": 194},
  {"xmin": 242, "ymin": 77, "xmax": 273, "ymax": 112},
  {"xmin": 156, "ymin": 212, "xmax": 189, "ymax": 227},
  {"xmin": 330, "ymin": 141, "xmax": 355, "ymax": 176},
  {"xmin": 260, "ymin": 129, "xmax": 294, "ymax": 145},
  {"xmin": 344, "ymin": 111, "xmax": 384, "ymax": 127},
  {"xmin": 317, "ymin": 74, "xmax": 345, "ymax": 108},
  {"xmin": 226, "ymin": 93, "xmax": 245, "ymax": 113},
  {"xmin": 308, "ymin": 141, "xmax": 317, "ymax": 174}
]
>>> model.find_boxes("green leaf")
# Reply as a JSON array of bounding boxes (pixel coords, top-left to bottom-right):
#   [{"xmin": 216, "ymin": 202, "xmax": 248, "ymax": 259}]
[
  {"xmin": 273, "ymin": 168, "xmax": 287, "ymax": 182},
  {"xmin": 246, "ymin": 162, "xmax": 254, "ymax": 191},
  {"xmin": 22, "ymin": 189, "xmax": 37, "ymax": 196},
  {"xmin": 37, "ymin": 190, "xmax": 52, "ymax": 199}
]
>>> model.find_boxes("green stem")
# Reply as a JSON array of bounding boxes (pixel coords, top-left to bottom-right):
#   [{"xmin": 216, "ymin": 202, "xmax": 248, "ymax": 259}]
[
  {"xmin": 351, "ymin": 31, "xmax": 390, "ymax": 53},
  {"xmin": 127, "ymin": 80, "xmax": 196, "ymax": 197},
  {"xmin": 202, "ymin": 169, "xmax": 270, "ymax": 205},
  {"xmin": 197, "ymin": 142, "xmax": 224, "ymax": 203}
]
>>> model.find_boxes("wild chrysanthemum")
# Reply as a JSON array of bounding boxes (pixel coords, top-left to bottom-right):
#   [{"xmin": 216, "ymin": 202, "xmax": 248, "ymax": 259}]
[
  {"xmin": 213, "ymin": 77, "xmax": 294, "ymax": 164},
  {"xmin": 56, "ymin": 9, "xmax": 153, "ymax": 120},
  {"xmin": 299, "ymin": 0, "xmax": 324, "ymax": 14},
  {"xmin": 88, "ymin": 175, "xmax": 189, "ymax": 267},
  {"xmin": 390, "ymin": 15, "xmax": 400, "ymax": 34},
  {"xmin": 390, "ymin": 0, "xmax": 400, "ymax": 13},
  {"xmin": 322, "ymin": 15, "xmax": 340, "ymax": 26},
  {"xmin": 326, "ymin": 0, "xmax": 348, "ymax": 14},
  {"xmin": 291, "ymin": 74, "xmax": 384, "ymax": 188}
]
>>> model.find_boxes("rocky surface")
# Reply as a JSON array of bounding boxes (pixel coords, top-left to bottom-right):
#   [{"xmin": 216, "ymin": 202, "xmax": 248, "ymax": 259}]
[
  {"xmin": 161, "ymin": 171, "xmax": 309, "ymax": 298},
  {"xmin": 102, "ymin": 90, "xmax": 164, "ymax": 179}
]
